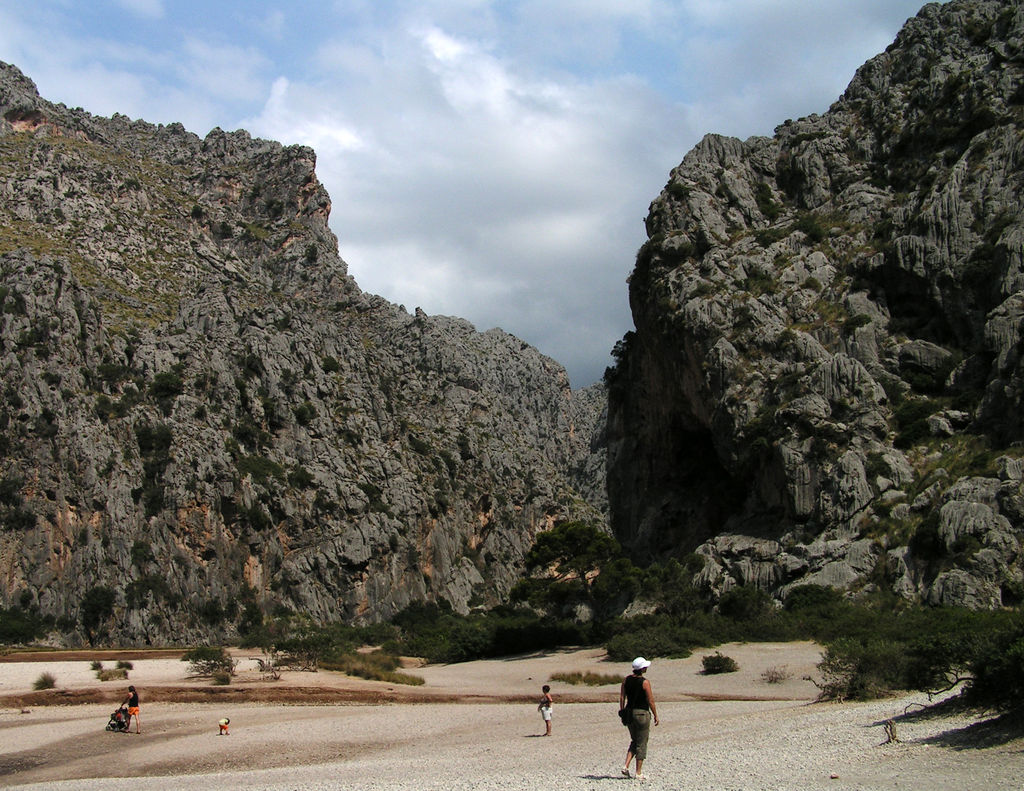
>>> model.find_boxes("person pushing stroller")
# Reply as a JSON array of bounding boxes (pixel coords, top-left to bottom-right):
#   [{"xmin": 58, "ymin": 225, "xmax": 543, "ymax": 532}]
[{"xmin": 122, "ymin": 685, "xmax": 141, "ymax": 733}]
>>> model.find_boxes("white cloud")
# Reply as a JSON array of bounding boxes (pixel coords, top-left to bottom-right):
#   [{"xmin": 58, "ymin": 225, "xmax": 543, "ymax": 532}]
[
  {"xmin": 177, "ymin": 38, "xmax": 269, "ymax": 105},
  {"xmin": 248, "ymin": 77, "xmax": 366, "ymax": 156},
  {"xmin": 240, "ymin": 17, "xmax": 663, "ymax": 385},
  {"xmin": 1, "ymin": 0, "xmax": 938, "ymax": 385},
  {"xmin": 672, "ymin": 0, "xmax": 925, "ymax": 137}
]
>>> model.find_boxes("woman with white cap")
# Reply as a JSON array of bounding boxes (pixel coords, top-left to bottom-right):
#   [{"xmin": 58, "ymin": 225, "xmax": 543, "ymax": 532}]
[{"xmin": 620, "ymin": 657, "xmax": 659, "ymax": 779}]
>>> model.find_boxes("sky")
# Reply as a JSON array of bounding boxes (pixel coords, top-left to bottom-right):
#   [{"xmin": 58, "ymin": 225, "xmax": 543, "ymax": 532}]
[{"xmin": 0, "ymin": 1, "xmax": 936, "ymax": 387}]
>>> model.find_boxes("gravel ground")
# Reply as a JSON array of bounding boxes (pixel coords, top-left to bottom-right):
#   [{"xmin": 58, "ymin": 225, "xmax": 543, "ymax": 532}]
[{"xmin": 1, "ymin": 643, "xmax": 1021, "ymax": 791}]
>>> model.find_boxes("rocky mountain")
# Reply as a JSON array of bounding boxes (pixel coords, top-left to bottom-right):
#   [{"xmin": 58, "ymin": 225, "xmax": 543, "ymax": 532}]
[
  {"xmin": 0, "ymin": 62, "xmax": 607, "ymax": 646},
  {"xmin": 607, "ymin": 0, "xmax": 1024, "ymax": 609}
]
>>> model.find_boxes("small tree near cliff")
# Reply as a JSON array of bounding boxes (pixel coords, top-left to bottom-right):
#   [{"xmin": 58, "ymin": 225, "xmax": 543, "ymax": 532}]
[
  {"xmin": 182, "ymin": 645, "xmax": 236, "ymax": 678},
  {"xmin": 511, "ymin": 521, "xmax": 643, "ymax": 619},
  {"xmin": 80, "ymin": 586, "xmax": 116, "ymax": 645},
  {"xmin": 524, "ymin": 521, "xmax": 619, "ymax": 587}
]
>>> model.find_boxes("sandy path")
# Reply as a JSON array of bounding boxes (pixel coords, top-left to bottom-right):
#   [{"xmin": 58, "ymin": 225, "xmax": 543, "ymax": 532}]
[{"xmin": 1, "ymin": 643, "xmax": 1021, "ymax": 790}]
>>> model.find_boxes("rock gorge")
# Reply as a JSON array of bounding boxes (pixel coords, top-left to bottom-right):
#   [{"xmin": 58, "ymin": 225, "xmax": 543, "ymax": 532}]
[{"xmin": 3, "ymin": 0, "xmax": 1024, "ymax": 646}]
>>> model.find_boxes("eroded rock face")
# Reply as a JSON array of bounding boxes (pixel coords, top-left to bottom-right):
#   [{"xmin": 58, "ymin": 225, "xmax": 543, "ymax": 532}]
[
  {"xmin": 0, "ymin": 62, "xmax": 606, "ymax": 645},
  {"xmin": 607, "ymin": 0, "xmax": 1024, "ymax": 607}
]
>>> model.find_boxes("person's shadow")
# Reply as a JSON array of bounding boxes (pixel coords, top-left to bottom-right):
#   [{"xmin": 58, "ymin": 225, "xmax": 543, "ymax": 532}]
[{"xmin": 579, "ymin": 774, "xmax": 631, "ymax": 781}]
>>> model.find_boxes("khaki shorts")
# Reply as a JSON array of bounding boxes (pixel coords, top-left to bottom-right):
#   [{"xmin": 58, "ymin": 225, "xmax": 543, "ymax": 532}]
[{"xmin": 627, "ymin": 709, "xmax": 651, "ymax": 760}]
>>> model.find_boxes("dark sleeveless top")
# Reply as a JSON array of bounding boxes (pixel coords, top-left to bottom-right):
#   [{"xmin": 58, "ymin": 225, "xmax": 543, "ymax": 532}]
[{"xmin": 623, "ymin": 674, "xmax": 649, "ymax": 710}]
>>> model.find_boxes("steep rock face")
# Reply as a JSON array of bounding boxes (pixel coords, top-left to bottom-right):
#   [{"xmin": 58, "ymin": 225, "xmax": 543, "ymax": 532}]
[
  {"xmin": 0, "ymin": 63, "xmax": 606, "ymax": 645},
  {"xmin": 607, "ymin": 0, "xmax": 1024, "ymax": 607}
]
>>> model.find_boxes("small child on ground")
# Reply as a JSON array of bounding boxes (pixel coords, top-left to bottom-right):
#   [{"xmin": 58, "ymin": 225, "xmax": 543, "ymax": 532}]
[
  {"xmin": 538, "ymin": 685, "xmax": 553, "ymax": 736},
  {"xmin": 218, "ymin": 717, "xmax": 230, "ymax": 735}
]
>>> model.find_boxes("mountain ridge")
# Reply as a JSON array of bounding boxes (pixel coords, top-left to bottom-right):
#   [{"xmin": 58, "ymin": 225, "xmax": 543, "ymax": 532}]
[{"xmin": 0, "ymin": 61, "xmax": 607, "ymax": 645}]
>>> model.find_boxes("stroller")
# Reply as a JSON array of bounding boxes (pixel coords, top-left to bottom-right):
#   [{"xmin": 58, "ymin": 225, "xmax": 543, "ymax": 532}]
[{"xmin": 106, "ymin": 705, "xmax": 130, "ymax": 732}]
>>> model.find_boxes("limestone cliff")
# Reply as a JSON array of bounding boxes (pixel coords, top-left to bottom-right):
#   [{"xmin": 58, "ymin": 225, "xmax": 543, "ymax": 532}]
[
  {"xmin": 0, "ymin": 62, "xmax": 606, "ymax": 645},
  {"xmin": 607, "ymin": 0, "xmax": 1024, "ymax": 608}
]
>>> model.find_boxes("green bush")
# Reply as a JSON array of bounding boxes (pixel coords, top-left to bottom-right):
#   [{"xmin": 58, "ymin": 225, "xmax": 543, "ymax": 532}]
[
  {"xmin": 236, "ymin": 455, "xmax": 286, "ymax": 485},
  {"xmin": 198, "ymin": 599, "xmax": 225, "ymax": 625},
  {"xmin": 843, "ymin": 314, "xmax": 873, "ymax": 333},
  {"xmin": 150, "ymin": 370, "xmax": 184, "ymax": 414},
  {"xmin": 33, "ymin": 671, "xmax": 56, "ymax": 690},
  {"xmin": 755, "ymin": 226, "xmax": 790, "ymax": 247},
  {"xmin": 754, "ymin": 182, "xmax": 781, "ymax": 220},
  {"xmin": 701, "ymin": 652, "xmax": 739, "ymax": 674},
  {"xmin": 795, "ymin": 212, "xmax": 829, "ymax": 243},
  {"xmin": 292, "ymin": 401, "xmax": 316, "ymax": 426},
  {"xmin": 134, "ymin": 423, "xmax": 173, "ymax": 515},
  {"xmin": 276, "ymin": 630, "xmax": 332, "ymax": 670},
  {"xmin": 125, "ymin": 574, "xmax": 171, "ymax": 608},
  {"xmin": 893, "ymin": 398, "xmax": 941, "ymax": 449},
  {"xmin": 604, "ymin": 620, "xmax": 701, "ymax": 662},
  {"xmin": 387, "ymin": 602, "xmax": 588, "ymax": 664},
  {"xmin": 965, "ymin": 617, "xmax": 1024, "ymax": 710},
  {"xmin": 182, "ymin": 645, "xmax": 236, "ymax": 677},
  {"xmin": 784, "ymin": 584, "xmax": 844, "ymax": 613},
  {"xmin": 288, "ymin": 465, "xmax": 315, "ymax": 488},
  {"xmin": 131, "ymin": 540, "xmax": 155, "ymax": 568},
  {"xmin": 95, "ymin": 394, "xmax": 115, "ymax": 422},
  {"xmin": 718, "ymin": 586, "xmax": 773, "ymax": 621},
  {"xmin": 816, "ymin": 638, "xmax": 909, "ymax": 700}
]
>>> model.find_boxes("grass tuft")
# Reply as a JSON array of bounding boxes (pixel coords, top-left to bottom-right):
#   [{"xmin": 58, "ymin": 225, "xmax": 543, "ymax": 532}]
[
  {"xmin": 761, "ymin": 665, "xmax": 792, "ymax": 684},
  {"xmin": 320, "ymin": 651, "xmax": 425, "ymax": 686},
  {"xmin": 549, "ymin": 670, "xmax": 621, "ymax": 686}
]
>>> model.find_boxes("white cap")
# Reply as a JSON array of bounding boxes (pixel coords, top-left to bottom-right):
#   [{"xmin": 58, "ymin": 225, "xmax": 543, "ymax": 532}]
[{"xmin": 632, "ymin": 657, "xmax": 651, "ymax": 671}]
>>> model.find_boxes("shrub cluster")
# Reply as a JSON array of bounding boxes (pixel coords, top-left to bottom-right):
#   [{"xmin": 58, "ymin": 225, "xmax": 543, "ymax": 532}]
[
  {"xmin": 793, "ymin": 596, "xmax": 1021, "ymax": 705},
  {"xmin": 387, "ymin": 602, "xmax": 590, "ymax": 664}
]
